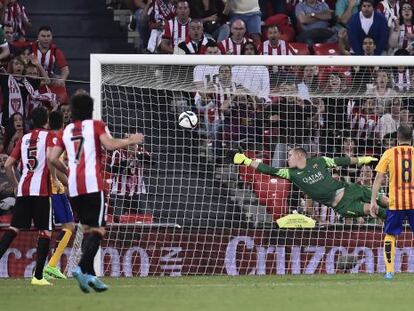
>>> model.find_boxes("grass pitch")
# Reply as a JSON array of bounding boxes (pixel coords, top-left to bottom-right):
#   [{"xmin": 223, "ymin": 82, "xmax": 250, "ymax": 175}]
[{"xmin": 1, "ymin": 274, "xmax": 413, "ymax": 311}]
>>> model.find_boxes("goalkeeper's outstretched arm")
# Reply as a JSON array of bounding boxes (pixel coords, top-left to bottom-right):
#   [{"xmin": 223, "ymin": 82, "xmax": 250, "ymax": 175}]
[
  {"xmin": 228, "ymin": 150, "xmax": 290, "ymax": 180},
  {"xmin": 323, "ymin": 156, "xmax": 378, "ymax": 168}
]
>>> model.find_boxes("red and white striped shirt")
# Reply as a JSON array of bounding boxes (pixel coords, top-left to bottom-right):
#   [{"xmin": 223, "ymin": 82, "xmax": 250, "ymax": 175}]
[
  {"xmin": 11, "ymin": 129, "xmax": 52, "ymax": 197},
  {"xmin": 162, "ymin": 17, "xmax": 190, "ymax": 47},
  {"xmin": 56, "ymin": 119, "xmax": 108, "ymax": 197},
  {"xmin": 31, "ymin": 42, "xmax": 68, "ymax": 76},
  {"xmin": 147, "ymin": 0, "xmax": 175, "ymax": 22},
  {"xmin": 218, "ymin": 37, "xmax": 251, "ymax": 55},
  {"xmin": 398, "ymin": 24, "xmax": 414, "ymax": 49},
  {"xmin": 259, "ymin": 40, "xmax": 296, "ymax": 55}
]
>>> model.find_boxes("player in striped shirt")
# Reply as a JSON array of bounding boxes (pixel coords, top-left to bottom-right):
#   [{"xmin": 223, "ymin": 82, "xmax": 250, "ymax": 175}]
[
  {"xmin": 0, "ymin": 107, "xmax": 53, "ymax": 286},
  {"xmin": 371, "ymin": 125, "xmax": 414, "ymax": 279},
  {"xmin": 48, "ymin": 94, "xmax": 144, "ymax": 293}
]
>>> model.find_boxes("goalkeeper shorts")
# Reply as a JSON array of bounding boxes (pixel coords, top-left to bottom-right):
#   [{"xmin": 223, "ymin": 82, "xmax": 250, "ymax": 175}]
[{"xmin": 334, "ymin": 183, "xmax": 382, "ymax": 218}]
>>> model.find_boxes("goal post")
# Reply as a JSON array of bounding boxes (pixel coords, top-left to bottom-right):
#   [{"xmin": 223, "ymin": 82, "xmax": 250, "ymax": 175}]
[{"xmin": 88, "ymin": 54, "xmax": 414, "ymax": 277}]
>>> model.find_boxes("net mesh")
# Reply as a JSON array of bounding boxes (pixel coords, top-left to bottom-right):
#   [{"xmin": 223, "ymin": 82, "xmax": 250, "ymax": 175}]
[{"xmin": 99, "ymin": 61, "xmax": 414, "ymax": 276}]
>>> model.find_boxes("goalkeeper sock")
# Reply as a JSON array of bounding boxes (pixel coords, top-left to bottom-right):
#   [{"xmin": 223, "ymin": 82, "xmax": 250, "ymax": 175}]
[
  {"xmin": 0, "ymin": 230, "xmax": 17, "ymax": 259},
  {"xmin": 79, "ymin": 232, "xmax": 102, "ymax": 275},
  {"xmin": 384, "ymin": 234, "xmax": 396, "ymax": 274},
  {"xmin": 34, "ymin": 235, "xmax": 50, "ymax": 280},
  {"xmin": 48, "ymin": 229, "xmax": 72, "ymax": 268}
]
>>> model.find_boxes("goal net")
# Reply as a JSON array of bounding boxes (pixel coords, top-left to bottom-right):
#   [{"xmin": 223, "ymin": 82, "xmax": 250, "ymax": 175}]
[{"xmin": 91, "ymin": 55, "xmax": 414, "ymax": 276}]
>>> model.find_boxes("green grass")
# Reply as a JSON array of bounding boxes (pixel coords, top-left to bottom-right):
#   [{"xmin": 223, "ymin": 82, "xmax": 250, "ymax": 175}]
[{"xmin": 1, "ymin": 274, "xmax": 414, "ymax": 311}]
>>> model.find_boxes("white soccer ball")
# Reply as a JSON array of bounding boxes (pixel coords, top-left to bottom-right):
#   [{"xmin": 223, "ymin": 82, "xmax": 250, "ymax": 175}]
[{"xmin": 178, "ymin": 111, "xmax": 198, "ymax": 129}]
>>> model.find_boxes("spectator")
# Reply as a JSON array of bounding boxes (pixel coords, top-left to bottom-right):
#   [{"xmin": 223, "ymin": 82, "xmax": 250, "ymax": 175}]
[
  {"xmin": 232, "ymin": 42, "xmax": 270, "ymax": 102},
  {"xmin": 145, "ymin": 0, "xmax": 176, "ymax": 53},
  {"xmin": 377, "ymin": 98, "xmax": 403, "ymax": 139},
  {"xmin": 388, "ymin": 1, "xmax": 414, "ymax": 53},
  {"xmin": 176, "ymin": 19, "xmax": 215, "ymax": 54},
  {"xmin": 189, "ymin": 0, "xmax": 229, "ymax": 42},
  {"xmin": 2, "ymin": 24, "xmax": 16, "ymax": 60},
  {"xmin": 295, "ymin": 0, "xmax": 336, "ymax": 45},
  {"xmin": 367, "ymin": 69, "xmax": 397, "ymax": 110},
  {"xmin": 218, "ymin": 19, "xmax": 252, "ymax": 55},
  {"xmin": 259, "ymin": 25, "xmax": 296, "ymax": 56},
  {"xmin": 298, "ymin": 65, "xmax": 320, "ymax": 94},
  {"xmin": 59, "ymin": 102, "xmax": 71, "ymax": 127},
  {"xmin": 5, "ymin": 112, "xmax": 24, "ymax": 155},
  {"xmin": 160, "ymin": 0, "xmax": 191, "ymax": 54},
  {"xmin": 0, "ymin": 56, "xmax": 40, "ymax": 128},
  {"xmin": 391, "ymin": 49, "xmax": 411, "ymax": 91},
  {"xmin": 223, "ymin": 0, "xmax": 262, "ymax": 45},
  {"xmin": 336, "ymin": 0, "xmax": 360, "ymax": 28},
  {"xmin": 129, "ymin": 0, "xmax": 151, "ymax": 52},
  {"xmin": 3, "ymin": 0, "xmax": 30, "ymax": 38},
  {"xmin": 0, "ymin": 153, "xmax": 15, "ymax": 214},
  {"xmin": 193, "ymin": 41, "xmax": 221, "ymax": 87},
  {"xmin": 109, "ymin": 143, "xmax": 150, "ymax": 220},
  {"xmin": 347, "ymin": 0, "xmax": 388, "ymax": 55},
  {"xmin": 377, "ymin": 0, "xmax": 401, "ymax": 28},
  {"xmin": 31, "ymin": 26, "xmax": 70, "ymax": 103}
]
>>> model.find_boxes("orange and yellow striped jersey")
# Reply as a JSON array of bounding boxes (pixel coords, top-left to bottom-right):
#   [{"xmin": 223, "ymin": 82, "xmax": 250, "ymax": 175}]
[
  {"xmin": 50, "ymin": 152, "xmax": 67, "ymax": 194},
  {"xmin": 375, "ymin": 145, "xmax": 414, "ymax": 210}
]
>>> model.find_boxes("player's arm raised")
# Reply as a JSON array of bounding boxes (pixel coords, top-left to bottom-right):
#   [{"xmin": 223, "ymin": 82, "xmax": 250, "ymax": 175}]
[
  {"xmin": 322, "ymin": 156, "xmax": 378, "ymax": 168},
  {"xmin": 227, "ymin": 149, "xmax": 290, "ymax": 180},
  {"xmin": 99, "ymin": 132, "xmax": 144, "ymax": 151}
]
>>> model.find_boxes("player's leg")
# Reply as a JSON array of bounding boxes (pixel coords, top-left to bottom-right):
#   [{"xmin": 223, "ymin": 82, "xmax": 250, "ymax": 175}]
[
  {"xmin": 334, "ymin": 184, "xmax": 367, "ymax": 218},
  {"xmin": 352, "ymin": 183, "xmax": 387, "ymax": 220},
  {"xmin": 45, "ymin": 194, "xmax": 75, "ymax": 279},
  {"xmin": 0, "ymin": 197, "xmax": 31, "ymax": 259},
  {"xmin": 31, "ymin": 196, "xmax": 53, "ymax": 285},
  {"xmin": 383, "ymin": 210, "xmax": 403, "ymax": 279},
  {"xmin": 72, "ymin": 192, "xmax": 108, "ymax": 293}
]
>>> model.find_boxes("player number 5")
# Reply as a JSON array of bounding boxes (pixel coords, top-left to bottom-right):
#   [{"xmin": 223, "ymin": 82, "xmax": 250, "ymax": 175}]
[{"xmin": 26, "ymin": 146, "xmax": 38, "ymax": 171}]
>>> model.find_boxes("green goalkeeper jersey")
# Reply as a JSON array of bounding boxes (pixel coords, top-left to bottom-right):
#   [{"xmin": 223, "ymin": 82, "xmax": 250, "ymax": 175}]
[{"xmin": 256, "ymin": 156, "xmax": 351, "ymax": 206}]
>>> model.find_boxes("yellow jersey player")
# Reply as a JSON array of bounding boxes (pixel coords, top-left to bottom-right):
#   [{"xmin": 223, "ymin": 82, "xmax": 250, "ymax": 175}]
[
  {"xmin": 43, "ymin": 110, "xmax": 75, "ymax": 280},
  {"xmin": 371, "ymin": 125, "xmax": 414, "ymax": 280}
]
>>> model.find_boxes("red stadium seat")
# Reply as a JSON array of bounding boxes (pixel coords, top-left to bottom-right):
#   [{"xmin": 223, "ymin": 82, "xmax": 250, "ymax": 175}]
[
  {"xmin": 313, "ymin": 43, "xmax": 340, "ymax": 56},
  {"xmin": 253, "ymin": 174, "xmax": 291, "ymax": 220},
  {"xmin": 289, "ymin": 42, "xmax": 310, "ymax": 55},
  {"xmin": 264, "ymin": 14, "xmax": 296, "ymax": 42}
]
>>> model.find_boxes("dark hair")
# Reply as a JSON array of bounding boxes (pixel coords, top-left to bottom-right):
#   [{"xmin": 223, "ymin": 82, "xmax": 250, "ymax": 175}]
[
  {"xmin": 292, "ymin": 147, "xmax": 308, "ymax": 158},
  {"xmin": 394, "ymin": 48, "xmax": 410, "ymax": 56},
  {"xmin": 241, "ymin": 41, "xmax": 258, "ymax": 55},
  {"xmin": 361, "ymin": 0, "xmax": 375, "ymax": 7},
  {"xmin": 38, "ymin": 25, "xmax": 52, "ymax": 33},
  {"xmin": 363, "ymin": 35, "xmax": 375, "ymax": 43},
  {"xmin": 31, "ymin": 107, "xmax": 48, "ymax": 128},
  {"xmin": 71, "ymin": 94, "xmax": 94, "ymax": 121},
  {"xmin": 398, "ymin": 124, "xmax": 413, "ymax": 141},
  {"xmin": 49, "ymin": 111, "xmax": 63, "ymax": 131},
  {"xmin": 399, "ymin": 1, "xmax": 414, "ymax": 25},
  {"xmin": 205, "ymin": 41, "xmax": 219, "ymax": 49}
]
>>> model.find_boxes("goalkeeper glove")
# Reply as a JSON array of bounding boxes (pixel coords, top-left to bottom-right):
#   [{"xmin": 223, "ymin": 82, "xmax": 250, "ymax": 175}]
[
  {"xmin": 357, "ymin": 156, "xmax": 378, "ymax": 165},
  {"xmin": 227, "ymin": 149, "xmax": 253, "ymax": 166}
]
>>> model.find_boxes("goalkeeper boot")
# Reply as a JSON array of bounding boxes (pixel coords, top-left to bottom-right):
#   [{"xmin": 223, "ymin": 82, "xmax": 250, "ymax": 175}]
[
  {"xmin": 384, "ymin": 272, "xmax": 394, "ymax": 280},
  {"xmin": 72, "ymin": 266, "xmax": 91, "ymax": 293},
  {"xmin": 31, "ymin": 277, "xmax": 53, "ymax": 286},
  {"xmin": 87, "ymin": 275, "xmax": 109, "ymax": 293},
  {"xmin": 44, "ymin": 265, "xmax": 67, "ymax": 279}
]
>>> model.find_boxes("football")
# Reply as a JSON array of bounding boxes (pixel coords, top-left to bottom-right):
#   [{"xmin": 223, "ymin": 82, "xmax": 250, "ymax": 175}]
[{"xmin": 178, "ymin": 111, "xmax": 198, "ymax": 129}]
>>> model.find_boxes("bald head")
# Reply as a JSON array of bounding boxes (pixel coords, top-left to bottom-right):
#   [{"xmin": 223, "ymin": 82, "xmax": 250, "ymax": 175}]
[{"xmin": 231, "ymin": 19, "xmax": 246, "ymax": 41}]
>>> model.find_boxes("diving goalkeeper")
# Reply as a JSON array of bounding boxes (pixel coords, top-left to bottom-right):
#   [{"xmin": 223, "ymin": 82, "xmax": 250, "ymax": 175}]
[{"xmin": 228, "ymin": 147, "xmax": 389, "ymax": 219}]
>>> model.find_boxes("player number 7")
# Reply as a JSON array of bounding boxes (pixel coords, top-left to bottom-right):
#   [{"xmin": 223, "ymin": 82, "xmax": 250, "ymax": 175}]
[{"xmin": 71, "ymin": 135, "xmax": 84, "ymax": 164}]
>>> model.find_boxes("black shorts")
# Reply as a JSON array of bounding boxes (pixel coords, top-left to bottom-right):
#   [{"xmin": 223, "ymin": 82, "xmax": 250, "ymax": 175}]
[
  {"xmin": 11, "ymin": 196, "xmax": 52, "ymax": 230},
  {"xmin": 70, "ymin": 191, "xmax": 106, "ymax": 227}
]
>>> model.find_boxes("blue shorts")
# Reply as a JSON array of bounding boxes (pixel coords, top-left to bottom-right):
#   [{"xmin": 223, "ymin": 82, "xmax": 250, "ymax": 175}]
[
  {"xmin": 52, "ymin": 193, "xmax": 74, "ymax": 224},
  {"xmin": 384, "ymin": 209, "xmax": 414, "ymax": 235}
]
